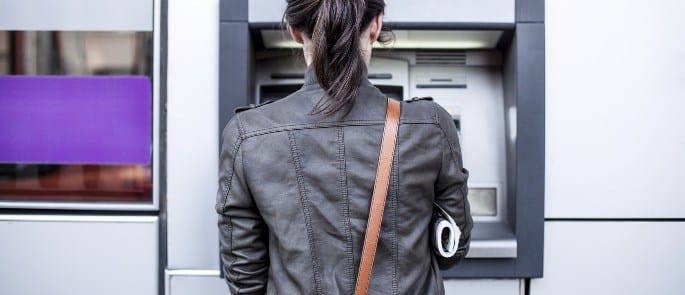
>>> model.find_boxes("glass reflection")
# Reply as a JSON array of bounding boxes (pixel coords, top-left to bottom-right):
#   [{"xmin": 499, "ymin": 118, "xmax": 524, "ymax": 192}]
[
  {"xmin": 0, "ymin": 164, "xmax": 151, "ymax": 202},
  {"xmin": 0, "ymin": 31, "xmax": 151, "ymax": 75},
  {"xmin": 0, "ymin": 31, "xmax": 153, "ymax": 204}
]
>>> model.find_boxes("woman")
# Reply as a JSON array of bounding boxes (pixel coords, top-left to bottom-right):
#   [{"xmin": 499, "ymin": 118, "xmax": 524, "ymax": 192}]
[{"xmin": 216, "ymin": 0, "xmax": 472, "ymax": 294}]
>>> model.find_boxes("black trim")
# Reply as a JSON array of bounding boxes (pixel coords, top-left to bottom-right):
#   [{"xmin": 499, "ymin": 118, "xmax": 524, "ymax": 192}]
[
  {"xmin": 249, "ymin": 21, "xmax": 516, "ymax": 31},
  {"xmin": 0, "ymin": 208, "xmax": 159, "ymax": 216},
  {"xmin": 158, "ymin": 1, "xmax": 169, "ymax": 294},
  {"xmin": 515, "ymin": 22, "xmax": 546, "ymax": 278},
  {"xmin": 219, "ymin": 22, "xmax": 253, "ymax": 137},
  {"xmin": 496, "ymin": 30, "xmax": 515, "ymax": 51}
]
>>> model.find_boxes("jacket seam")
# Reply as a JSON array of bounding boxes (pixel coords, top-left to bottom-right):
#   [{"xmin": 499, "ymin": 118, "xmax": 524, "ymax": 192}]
[
  {"xmin": 242, "ymin": 120, "xmax": 433, "ymax": 139},
  {"xmin": 431, "ymin": 102, "xmax": 439, "ymax": 125},
  {"xmin": 219, "ymin": 115, "xmax": 245, "ymax": 292},
  {"xmin": 287, "ymin": 131, "xmax": 323, "ymax": 295},
  {"xmin": 391, "ymin": 127, "xmax": 400, "ymax": 295},
  {"xmin": 233, "ymin": 115, "xmax": 246, "ymax": 290},
  {"xmin": 434, "ymin": 123, "xmax": 460, "ymax": 179},
  {"xmin": 434, "ymin": 121, "xmax": 469, "ymax": 227},
  {"xmin": 219, "ymin": 113, "xmax": 245, "ymax": 212},
  {"xmin": 248, "ymin": 121, "xmax": 384, "ymax": 137},
  {"xmin": 337, "ymin": 126, "xmax": 354, "ymax": 293},
  {"xmin": 219, "ymin": 139, "xmax": 239, "ymax": 213}
]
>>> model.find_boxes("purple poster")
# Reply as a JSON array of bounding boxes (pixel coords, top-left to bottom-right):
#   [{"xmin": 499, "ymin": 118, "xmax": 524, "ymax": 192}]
[{"xmin": 0, "ymin": 76, "xmax": 152, "ymax": 165}]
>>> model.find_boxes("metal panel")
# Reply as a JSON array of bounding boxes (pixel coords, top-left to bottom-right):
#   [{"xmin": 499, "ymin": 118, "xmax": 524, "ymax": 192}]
[
  {"xmin": 512, "ymin": 23, "xmax": 545, "ymax": 277},
  {"xmin": 0, "ymin": 0, "xmax": 153, "ymax": 31},
  {"xmin": 166, "ymin": 0, "xmax": 220, "ymax": 269},
  {"xmin": 445, "ymin": 23, "xmax": 544, "ymax": 278},
  {"xmin": 516, "ymin": 0, "xmax": 544, "ymax": 23},
  {"xmin": 219, "ymin": 22, "xmax": 253, "ymax": 134},
  {"xmin": 545, "ymin": 0, "xmax": 685, "ymax": 218},
  {"xmin": 530, "ymin": 221, "xmax": 685, "ymax": 294},
  {"xmin": 220, "ymin": 0, "xmax": 247, "ymax": 22},
  {"xmin": 0, "ymin": 215, "xmax": 158, "ymax": 295},
  {"xmin": 445, "ymin": 279, "xmax": 522, "ymax": 295},
  {"xmin": 166, "ymin": 270, "xmax": 228, "ymax": 295},
  {"xmin": 248, "ymin": 0, "xmax": 514, "ymax": 24}
]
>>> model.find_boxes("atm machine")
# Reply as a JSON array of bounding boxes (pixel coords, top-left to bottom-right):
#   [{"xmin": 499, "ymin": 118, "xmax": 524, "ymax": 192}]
[
  {"xmin": 253, "ymin": 47, "xmax": 515, "ymax": 257},
  {"xmin": 219, "ymin": 0, "xmax": 544, "ymax": 280}
]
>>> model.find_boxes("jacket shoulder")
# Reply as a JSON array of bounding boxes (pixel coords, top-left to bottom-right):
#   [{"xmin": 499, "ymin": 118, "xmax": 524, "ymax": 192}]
[
  {"xmin": 227, "ymin": 89, "xmax": 316, "ymax": 135},
  {"xmin": 401, "ymin": 96, "xmax": 440, "ymax": 124},
  {"xmin": 233, "ymin": 99, "xmax": 277, "ymax": 114}
]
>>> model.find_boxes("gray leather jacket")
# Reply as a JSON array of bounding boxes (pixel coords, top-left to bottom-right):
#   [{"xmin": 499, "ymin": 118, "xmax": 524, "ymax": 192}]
[{"xmin": 216, "ymin": 68, "xmax": 472, "ymax": 294}]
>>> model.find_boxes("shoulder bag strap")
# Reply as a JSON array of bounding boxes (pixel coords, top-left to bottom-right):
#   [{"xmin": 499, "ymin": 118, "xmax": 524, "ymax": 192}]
[{"xmin": 354, "ymin": 98, "xmax": 401, "ymax": 295}]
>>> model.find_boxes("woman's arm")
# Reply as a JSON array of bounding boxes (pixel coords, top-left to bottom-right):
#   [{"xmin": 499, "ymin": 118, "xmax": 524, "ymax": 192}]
[
  {"xmin": 216, "ymin": 115, "xmax": 269, "ymax": 293},
  {"xmin": 433, "ymin": 104, "xmax": 473, "ymax": 269}
]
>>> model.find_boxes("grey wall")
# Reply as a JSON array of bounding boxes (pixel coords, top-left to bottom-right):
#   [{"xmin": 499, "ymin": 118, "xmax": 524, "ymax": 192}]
[
  {"xmin": 545, "ymin": 0, "xmax": 685, "ymax": 219},
  {"xmin": 0, "ymin": 216, "xmax": 159, "ymax": 295},
  {"xmin": 166, "ymin": 0, "xmax": 221, "ymax": 270},
  {"xmin": 532, "ymin": 0, "xmax": 685, "ymax": 293},
  {"xmin": 531, "ymin": 222, "xmax": 685, "ymax": 294},
  {"xmin": 0, "ymin": 0, "xmax": 153, "ymax": 31}
]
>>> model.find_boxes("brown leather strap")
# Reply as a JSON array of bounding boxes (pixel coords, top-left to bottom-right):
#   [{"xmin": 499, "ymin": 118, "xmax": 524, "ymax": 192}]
[{"xmin": 354, "ymin": 98, "xmax": 401, "ymax": 295}]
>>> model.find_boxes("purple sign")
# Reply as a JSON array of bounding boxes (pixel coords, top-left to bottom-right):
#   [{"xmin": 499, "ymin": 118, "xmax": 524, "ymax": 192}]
[{"xmin": 0, "ymin": 76, "xmax": 152, "ymax": 165}]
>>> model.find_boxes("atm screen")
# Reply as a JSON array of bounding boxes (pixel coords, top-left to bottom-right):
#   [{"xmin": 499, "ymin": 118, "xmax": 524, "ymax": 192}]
[{"xmin": 260, "ymin": 84, "xmax": 403, "ymax": 102}]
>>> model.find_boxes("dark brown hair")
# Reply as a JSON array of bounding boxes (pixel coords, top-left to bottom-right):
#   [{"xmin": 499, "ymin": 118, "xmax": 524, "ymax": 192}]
[{"xmin": 285, "ymin": 0, "xmax": 388, "ymax": 116}]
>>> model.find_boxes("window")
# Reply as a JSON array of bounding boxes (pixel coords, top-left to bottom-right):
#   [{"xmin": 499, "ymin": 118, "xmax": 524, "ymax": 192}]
[{"xmin": 0, "ymin": 31, "xmax": 153, "ymax": 203}]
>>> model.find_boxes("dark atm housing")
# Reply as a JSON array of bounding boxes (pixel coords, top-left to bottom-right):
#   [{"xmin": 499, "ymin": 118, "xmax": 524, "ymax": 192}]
[
  {"xmin": 259, "ymin": 78, "xmax": 404, "ymax": 102},
  {"xmin": 220, "ymin": 6, "xmax": 544, "ymax": 279}
]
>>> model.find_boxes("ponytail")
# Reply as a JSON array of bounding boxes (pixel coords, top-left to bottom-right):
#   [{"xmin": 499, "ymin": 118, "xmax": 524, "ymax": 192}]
[{"xmin": 285, "ymin": 0, "xmax": 387, "ymax": 116}]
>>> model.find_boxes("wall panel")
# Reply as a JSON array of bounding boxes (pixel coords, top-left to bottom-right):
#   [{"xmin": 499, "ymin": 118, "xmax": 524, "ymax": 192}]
[
  {"xmin": 546, "ymin": 0, "xmax": 685, "ymax": 218},
  {"xmin": 531, "ymin": 222, "xmax": 684, "ymax": 294},
  {"xmin": 0, "ymin": 215, "xmax": 158, "ymax": 295},
  {"xmin": 167, "ymin": 0, "xmax": 220, "ymax": 269}
]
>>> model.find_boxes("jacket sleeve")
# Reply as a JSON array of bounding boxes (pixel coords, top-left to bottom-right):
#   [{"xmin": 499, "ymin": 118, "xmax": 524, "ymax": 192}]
[
  {"xmin": 216, "ymin": 115, "xmax": 269, "ymax": 294},
  {"xmin": 433, "ymin": 104, "xmax": 473, "ymax": 269}
]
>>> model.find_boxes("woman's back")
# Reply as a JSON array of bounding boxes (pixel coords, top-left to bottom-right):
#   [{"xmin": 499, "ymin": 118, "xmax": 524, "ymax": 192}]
[
  {"xmin": 216, "ymin": 68, "xmax": 472, "ymax": 294},
  {"xmin": 217, "ymin": 0, "xmax": 471, "ymax": 293}
]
